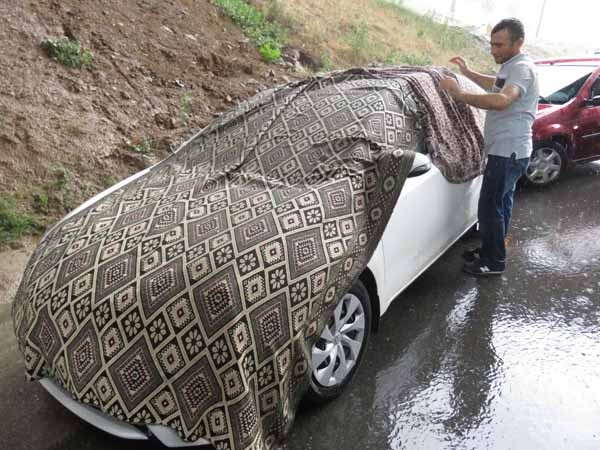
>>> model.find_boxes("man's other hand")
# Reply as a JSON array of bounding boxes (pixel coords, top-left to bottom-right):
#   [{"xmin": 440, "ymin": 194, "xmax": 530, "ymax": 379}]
[{"xmin": 449, "ymin": 56, "xmax": 470, "ymax": 75}]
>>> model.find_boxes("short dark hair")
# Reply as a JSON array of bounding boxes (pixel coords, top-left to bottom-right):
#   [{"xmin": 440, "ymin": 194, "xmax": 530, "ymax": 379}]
[{"xmin": 492, "ymin": 18, "xmax": 525, "ymax": 42}]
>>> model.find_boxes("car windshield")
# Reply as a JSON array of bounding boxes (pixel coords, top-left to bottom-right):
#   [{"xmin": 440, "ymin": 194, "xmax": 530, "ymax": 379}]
[{"xmin": 537, "ymin": 64, "xmax": 595, "ymax": 105}]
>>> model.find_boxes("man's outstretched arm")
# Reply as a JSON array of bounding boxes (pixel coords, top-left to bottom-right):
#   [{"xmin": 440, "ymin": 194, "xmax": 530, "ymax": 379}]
[
  {"xmin": 449, "ymin": 56, "xmax": 496, "ymax": 92},
  {"xmin": 439, "ymin": 78, "xmax": 520, "ymax": 111}
]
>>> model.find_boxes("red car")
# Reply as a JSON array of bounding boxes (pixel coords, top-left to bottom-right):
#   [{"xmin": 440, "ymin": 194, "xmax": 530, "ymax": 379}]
[{"xmin": 527, "ymin": 57, "xmax": 600, "ymax": 185}]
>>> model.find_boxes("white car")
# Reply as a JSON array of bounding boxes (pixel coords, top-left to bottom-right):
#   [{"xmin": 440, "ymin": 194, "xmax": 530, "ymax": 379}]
[{"xmin": 38, "ymin": 146, "xmax": 481, "ymax": 447}]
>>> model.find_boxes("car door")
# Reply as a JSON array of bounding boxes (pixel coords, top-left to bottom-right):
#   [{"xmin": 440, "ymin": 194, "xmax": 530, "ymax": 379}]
[
  {"xmin": 380, "ymin": 153, "xmax": 480, "ymax": 303},
  {"xmin": 572, "ymin": 71, "xmax": 600, "ymax": 160}
]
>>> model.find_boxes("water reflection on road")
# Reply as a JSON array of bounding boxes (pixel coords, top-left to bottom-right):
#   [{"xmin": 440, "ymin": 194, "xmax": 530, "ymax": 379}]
[{"xmin": 285, "ymin": 163, "xmax": 600, "ymax": 450}]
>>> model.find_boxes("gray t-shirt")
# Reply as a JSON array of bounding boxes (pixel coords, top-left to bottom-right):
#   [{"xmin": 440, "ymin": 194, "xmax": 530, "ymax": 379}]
[{"xmin": 484, "ymin": 53, "xmax": 539, "ymax": 159}]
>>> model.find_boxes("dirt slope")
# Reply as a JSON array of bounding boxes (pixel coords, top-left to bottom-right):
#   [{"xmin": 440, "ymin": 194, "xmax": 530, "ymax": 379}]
[{"xmin": 0, "ymin": 0, "xmax": 300, "ymax": 218}]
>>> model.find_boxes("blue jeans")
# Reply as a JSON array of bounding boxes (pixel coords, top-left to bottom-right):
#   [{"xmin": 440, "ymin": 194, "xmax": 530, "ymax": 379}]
[{"xmin": 478, "ymin": 154, "xmax": 529, "ymax": 269}]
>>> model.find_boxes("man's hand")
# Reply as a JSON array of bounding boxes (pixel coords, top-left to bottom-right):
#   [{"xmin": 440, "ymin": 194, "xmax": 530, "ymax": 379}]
[
  {"xmin": 439, "ymin": 77, "xmax": 462, "ymax": 100},
  {"xmin": 449, "ymin": 56, "xmax": 470, "ymax": 76},
  {"xmin": 447, "ymin": 55, "xmax": 496, "ymax": 91}
]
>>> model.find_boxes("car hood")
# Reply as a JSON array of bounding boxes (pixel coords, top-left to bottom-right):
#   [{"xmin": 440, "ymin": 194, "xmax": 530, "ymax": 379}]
[{"xmin": 536, "ymin": 103, "xmax": 562, "ymax": 118}]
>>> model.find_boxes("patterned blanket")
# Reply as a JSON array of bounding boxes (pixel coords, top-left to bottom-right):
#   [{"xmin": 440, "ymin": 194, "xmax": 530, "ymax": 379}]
[
  {"xmin": 365, "ymin": 67, "xmax": 486, "ymax": 182},
  {"xmin": 12, "ymin": 67, "xmax": 484, "ymax": 450}
]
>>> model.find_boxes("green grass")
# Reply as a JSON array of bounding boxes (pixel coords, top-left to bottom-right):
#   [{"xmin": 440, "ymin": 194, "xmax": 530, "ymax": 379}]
[
  {"xmin": 44, "ymin": 166, "xmax": 76, "ymax": 212},
  {"xmin": 103, "ymin": 175, "xmax": 117, "ymax": 188},
  {"xmin": 0, "ymin": 196, "xmax": 44, "ymax": 246},
  {"xmin": 264, "ymin": 0, "xmax": 283, "ymax": 20},
  {"xmin": 381, "ymin": 2, "xmax": 494, "ymax": 72},
  {"xmin": 52, "ymin": 166, "xmax": 72, "ymax": 191},
  {"xmin": 319, "ymin": 52, "xmax": 334, "ymax": 72},
  {"xmin": 212, "ymin": 0, "xmax": 288, "ymax": 63},
  {"xmin": 129, "ymin": 139, "xmax": 152, "ymax": 155},
  {"xmin": 269, "ymin": 0, "xmax": 496, "ymax": 74},
  {"xmin": 33, "ymin": 192, "xmax": 49, "ymax": 214},
  {"xmin": 385, "ymin": 49, "xmax": 433, "ymax": 66},
  {"xmin": 179, "ymin": 92, "xmax": 193, "ymax": 123},
  {"xmin": 345, "ymin": 21, "xmax": 371, "ymax": 62},
  {"xmin": 259, "ymin": 42, "xmax": 281, "ymax": 63},
  {"xmin": 41, "ymin": 37, "xmax": 93, "ymax": 68}
]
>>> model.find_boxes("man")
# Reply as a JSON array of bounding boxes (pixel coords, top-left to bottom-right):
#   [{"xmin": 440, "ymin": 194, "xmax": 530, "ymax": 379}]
[{"xmin": 439, "ymin": 17, "xmax": 539, "ymax": 277}]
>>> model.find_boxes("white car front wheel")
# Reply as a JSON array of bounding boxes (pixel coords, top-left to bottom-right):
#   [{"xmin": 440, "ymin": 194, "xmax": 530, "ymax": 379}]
[{"xmin": 306, "ymin": 279, "xmax": 371, "ymax": 403}]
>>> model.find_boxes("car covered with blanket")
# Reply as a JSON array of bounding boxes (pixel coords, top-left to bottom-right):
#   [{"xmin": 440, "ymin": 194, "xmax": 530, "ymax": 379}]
[{"xmin": 11, "ymin": 67, "xmax": 485, "ymax": 449}]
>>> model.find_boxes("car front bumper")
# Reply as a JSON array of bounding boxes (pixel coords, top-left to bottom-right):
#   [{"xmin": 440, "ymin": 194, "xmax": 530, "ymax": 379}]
[{"xmin": 39, "ymin": 378, "xmax": 210, "ymax": 447}]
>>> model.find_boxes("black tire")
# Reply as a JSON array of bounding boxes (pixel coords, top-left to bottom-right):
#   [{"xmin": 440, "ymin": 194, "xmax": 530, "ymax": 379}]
[
  {"xmin": 305, "ymin": 279, "xmax": 372, "ymax": 404},
  {"xmin": 525, "ymin": 142, "xmax": 567, "ymax": 186}
]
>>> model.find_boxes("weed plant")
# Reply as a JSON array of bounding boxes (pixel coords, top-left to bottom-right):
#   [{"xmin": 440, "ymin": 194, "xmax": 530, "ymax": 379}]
[{"xmin": 41, "ymin": 37, "xmax": 93, "ymax": 68}]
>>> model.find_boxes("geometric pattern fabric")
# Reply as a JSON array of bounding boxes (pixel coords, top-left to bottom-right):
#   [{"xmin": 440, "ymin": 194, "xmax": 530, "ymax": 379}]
[{"xmin": 12, "ymin": 67, "xmax": 484, "ymax": 450}]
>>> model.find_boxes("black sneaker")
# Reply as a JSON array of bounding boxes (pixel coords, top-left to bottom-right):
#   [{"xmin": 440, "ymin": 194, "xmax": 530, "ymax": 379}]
[
  {"xmin": 461, "ymin": 247, "xmax": 481, "ymax": 263},
  {"xmin": 463, "ymin": 260, "xmax": 504, "ymax": 276}
]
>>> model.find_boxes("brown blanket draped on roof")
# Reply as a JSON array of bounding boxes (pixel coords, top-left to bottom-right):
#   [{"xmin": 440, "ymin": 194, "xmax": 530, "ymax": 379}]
[
  {"xmin": 365, "ymin": 66, "xmax": 486, "ymax": 183},
  {"xmin": 12, "ymin": 67, "xmax": 484, "ymax": 450}
]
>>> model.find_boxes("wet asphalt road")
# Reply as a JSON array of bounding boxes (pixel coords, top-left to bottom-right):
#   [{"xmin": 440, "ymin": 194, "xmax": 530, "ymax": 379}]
[{"xmin": 2, "ymin": 162, "xmax": 600, "ymax": 450}]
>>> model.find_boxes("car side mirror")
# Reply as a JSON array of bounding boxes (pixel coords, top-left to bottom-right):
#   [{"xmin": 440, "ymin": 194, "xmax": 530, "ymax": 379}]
[
  {"xmin": 584, "ymin": 95, "xmax": 600, "ymax": 107},
  {"xmin": 408, "ymin": 152, "xmax": 431, "ymax": 177}
]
